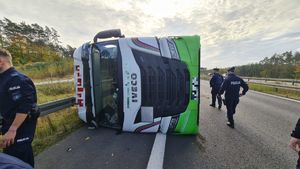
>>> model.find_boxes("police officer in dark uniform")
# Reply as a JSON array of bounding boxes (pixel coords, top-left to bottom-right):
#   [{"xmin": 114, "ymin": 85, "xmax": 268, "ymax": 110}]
[
  {"xmin": 219, "ymin": 67, "xmax": 248, "ymax": 128},
  {"xmin": 209, "ymin": 68, "xmax": 224, "ymax": 109},
  {"xmin": 0, "ymin": 152, "xmax": 33, "ymax": 169},
  {"xmin": 290, "ymin": 118, "xmax": 300, "ymax": 169},
  {"xmin": 0, "ymin": 48, "xmax": 38, "ymax": 167}
]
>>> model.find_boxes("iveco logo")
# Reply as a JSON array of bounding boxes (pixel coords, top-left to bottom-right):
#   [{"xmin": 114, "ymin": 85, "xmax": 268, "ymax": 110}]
[{"xmin": 131, "ymin": 73, "xmax": 138, "ymax": 102}]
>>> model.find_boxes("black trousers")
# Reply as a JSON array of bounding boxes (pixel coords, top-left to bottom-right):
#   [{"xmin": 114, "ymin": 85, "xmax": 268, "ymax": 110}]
[
  {"xmin": 225, "ymin": 99, "xmax": 239, "ymax": 124},
  {"xmin": 211, "ymin": 91, "xmax": 222, "ymax": 107},
  {"xmin": 3, "ymin": 142, "xmax": 34, "ymax": 168}
]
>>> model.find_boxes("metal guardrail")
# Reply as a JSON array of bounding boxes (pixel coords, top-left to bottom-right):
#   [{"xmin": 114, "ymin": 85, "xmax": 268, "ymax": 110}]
[
  {"xmin": 242, "ymin": 76, "xmax": 300, "ymax": 84},
  {"xmin": 249, "ymin": 82, "xmax": 300, "ymax": 91},
  {"xmin": 39, "ymin": 97, "xmax": 76, "ymax": 117},
  {"xmin": 241, "ymin": 76, "xmax": 300, "ymax": 91},
  {"xmin": 0, "ymin": 97, "xmax": 76, "ymax": 124}
]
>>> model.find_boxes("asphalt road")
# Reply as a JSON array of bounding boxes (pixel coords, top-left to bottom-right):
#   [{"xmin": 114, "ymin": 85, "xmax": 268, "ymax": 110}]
[
  {"xmin": 36, "ymin": 128, "xmax": 155, "ymax": 169},
  {"xmin": 36, "ymin": 80, "xmax": 300, "ymax": 169}
]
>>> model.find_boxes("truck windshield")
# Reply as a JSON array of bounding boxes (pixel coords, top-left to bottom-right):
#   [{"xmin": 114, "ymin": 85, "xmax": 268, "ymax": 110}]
[{"xmin": 92, "ymin": 42, "xmax": 120, "ymax": 128}]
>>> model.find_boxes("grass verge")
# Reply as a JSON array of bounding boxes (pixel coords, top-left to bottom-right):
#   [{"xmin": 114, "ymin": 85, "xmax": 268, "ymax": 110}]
[
  {"xmin": 32, "ymin": 82, "xmax": 83, "ymax": 155},
  {"xmin": 36, "ymin": 82, "xmax": 75, "ymax": 104},
  {"xmin": 17, "ymin": 59, "xmax": 74, "ymax": 80},
  {"xmin": 33, "ymin": 108, "xmax": 83, "ymax": 155},
  {"xmin": 249, "ymin": 83, "xmax": 300, "ymax": 101},
  {"xmin": 200, "ymin": 74, "xmax": 210, "ymax": 81}
]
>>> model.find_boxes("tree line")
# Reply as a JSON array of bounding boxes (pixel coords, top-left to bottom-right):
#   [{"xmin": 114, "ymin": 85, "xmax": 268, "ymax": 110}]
[
  {"xmin": 214, "ymin": 51, "xmax": 300, "ymax": 79},
  {"xmin": 0, "ymin": 18, "xmax": 75, "ymax": 66}
]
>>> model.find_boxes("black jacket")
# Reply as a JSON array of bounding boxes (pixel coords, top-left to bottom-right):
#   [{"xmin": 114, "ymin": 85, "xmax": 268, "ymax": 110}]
[
  {"xmin": 0, "ymin": 153, "xmax": 33, "ymax": 169},
  {"xmin": 210, "ymin": 73, "xmax": 224, "ymax": 91},
  {"xmin": 0, "ymin": 67, "xmax": 37, "ymax": 143},
  {"xmin": 291, "ymin": 118, "xmax": 300, "ymax": 139},
  {"xmin": 219, "ymin": 73, "xmax": 249, "ymax": 101}
]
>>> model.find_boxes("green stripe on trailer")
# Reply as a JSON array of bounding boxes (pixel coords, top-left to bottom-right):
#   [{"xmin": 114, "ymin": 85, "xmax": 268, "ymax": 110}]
[{"xmin": 173, "ymin": 36, "xmax": 200, "ymax": 134}]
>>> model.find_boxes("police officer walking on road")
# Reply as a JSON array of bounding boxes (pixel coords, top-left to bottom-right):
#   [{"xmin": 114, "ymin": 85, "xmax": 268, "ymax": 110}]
[
  {"xmin": 290, "ymin": 118, "xmax": 300, "ymax": 169},
  {"xmin": 0, "ymin": 48, "xmax": 38, "ymax": 167},
  {"xmin": 219, "ymin": 67, "xmax": 248, "ymax": 128},
  {"xmin": 209, "ymin": 68, "xmax": 224, "ymax": 109}
]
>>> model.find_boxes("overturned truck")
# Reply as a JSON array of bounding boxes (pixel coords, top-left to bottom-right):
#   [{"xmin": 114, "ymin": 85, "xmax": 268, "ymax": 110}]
[{"xmin": 74, "ymin": 29, "xmax": 200, "ymax": 134}]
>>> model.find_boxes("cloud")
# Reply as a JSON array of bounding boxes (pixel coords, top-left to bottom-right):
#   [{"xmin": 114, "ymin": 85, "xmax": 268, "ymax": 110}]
[{"xmin": 0, "ymin": 0, "xmax": 300, "ymax": 68}]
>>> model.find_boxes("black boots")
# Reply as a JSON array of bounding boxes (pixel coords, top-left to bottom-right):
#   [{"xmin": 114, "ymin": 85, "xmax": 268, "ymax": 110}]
[
  {"xmin": 210, "ymin": 104, "xmax": 222, "ymax": 110},
  {"xmin": 226, "ymin": 122, "xmax": 234, "ymax": 128}
]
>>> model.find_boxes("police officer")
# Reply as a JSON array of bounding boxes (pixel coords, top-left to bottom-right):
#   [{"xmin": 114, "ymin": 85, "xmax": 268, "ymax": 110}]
[
  {"xmin": 219, "ymin": 67, "xmax": 248, "ymax": 128},
  {"xmin": 290, "ymin": 118, "xmax": 300, "ymax": 169},
  {"xmin": 0, "ymin": 152, "xmax": 33, "ymax": 169},
  {"xmin": 0, "ymin": 48, "xmax": 37, "ymax": 167},
  {"xmin": 209, "ymin": 68, "xmax": 224, "ymax": 109}
]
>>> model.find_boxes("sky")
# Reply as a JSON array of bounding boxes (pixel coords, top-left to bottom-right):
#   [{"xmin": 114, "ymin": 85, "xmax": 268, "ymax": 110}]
[{"xmin": 0, "ymin": 0, "xmax": 300, "ymax": 69}]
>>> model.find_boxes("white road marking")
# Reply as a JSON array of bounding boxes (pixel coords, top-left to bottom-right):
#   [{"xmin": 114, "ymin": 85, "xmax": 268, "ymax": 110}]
[
  {"xmin": 146, "ymin": 133, "xmax": 167, "ymax": 169},
  {"xmin": 249, "ymin": 90, "xmax": 300, "ymax": 104}
]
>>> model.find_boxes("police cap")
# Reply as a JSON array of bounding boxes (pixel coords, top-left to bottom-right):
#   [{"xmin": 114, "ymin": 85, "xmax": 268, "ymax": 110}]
[{"xmin": 227, "ymin": 67, "xmax": 235, "ymax": 72}]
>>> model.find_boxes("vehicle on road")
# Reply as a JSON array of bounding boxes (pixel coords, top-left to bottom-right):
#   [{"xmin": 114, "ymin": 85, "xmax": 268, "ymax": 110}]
[{"xmin": 74, "ymin": 29, "xmax": 200, "ymax": 134}]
